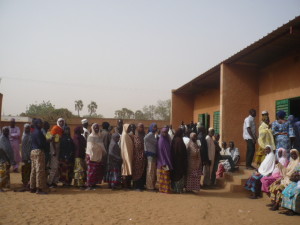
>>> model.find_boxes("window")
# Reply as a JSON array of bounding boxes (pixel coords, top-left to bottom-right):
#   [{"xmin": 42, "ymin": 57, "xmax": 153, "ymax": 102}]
[
  {"xmin": 276, "ymin": 97, "xmax": 300, "ymax": 119},
  {"xmin": 213, "ymin": 111, "xmax": 220, "ymax": 134}
]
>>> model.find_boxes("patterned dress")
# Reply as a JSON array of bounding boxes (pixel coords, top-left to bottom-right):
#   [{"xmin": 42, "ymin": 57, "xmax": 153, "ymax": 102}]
[
  {"xmin": 132, "ymin": 134, "xmax": 146, "ymax": 183},
  {"xmin": 272, "ymin": 120, "xmax": 294, "ymax": 156},
  {"xmin": 186, "ymin": 140, "xmax": 202, "ymax": 192},
  {"xmin": 281, "ymin": 180, "xmax": 300, "ymax": 213}
]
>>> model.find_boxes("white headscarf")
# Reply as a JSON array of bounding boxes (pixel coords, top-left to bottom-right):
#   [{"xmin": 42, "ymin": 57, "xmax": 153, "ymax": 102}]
[
  {"xmin": 258, "ymin": 145, "xmax": 276, "ymax": 176},
  {"xmin": 86, "ymin": 123, "xmax": 106, "ymax": 162},
  {"xmin": 57, "ymin": 118, "xmax": 65, "ymax": 128}
]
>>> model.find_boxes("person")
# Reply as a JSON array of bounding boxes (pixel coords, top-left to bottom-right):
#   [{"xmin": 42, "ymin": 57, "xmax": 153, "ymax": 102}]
[
  {"xmin": 197, "ymin": 126, "xmax": 209, "ymax": 174},
  {"xmin": 227, "ymin": 141, "xmax": 240, "ymax": 166},
  {"xmin": 86, "ymin": 123, "xmax": 107, "ymax": 190},
  {"xmin": 0, "ymin": 147, "xmax": 11, "ymax": 192},
  {"xmin": 59, "ymin": 127, "xmax": 75, "ymax": 186},
  {"xmin": 157, "ymin": 127, "xmax": 173, "ymax": 194},
  {"xmin": 73, "ymin": 126, "xmax": 87, "ymax": 188},
  {"xmin": 116, "ymin": 119, "xmax": 123, "ymax": 135},
  {"xmin": 281, "ymin": 165, "xmax": 300, "ymax": 216},
  {"xmin": 170, "ymin": 128, "xmax": 187, "ymax": 194},
  {"xmin": 243, "ymin": 109, "xmax": 257, "ymax": 170},
  {"xmin": 219, "ymin": 141, "xmax": 237, "ymax": 172},
  {"xmin": 293, "ymin": 120, "xmax": 300, "ymax": 151},
  {"xmin": 186, "ymin": 132, "xmax": 202, "ymax": 192},
  {"xmin": 41, "ymin": 121, "xmax": 51, "ymax": 172},
  {"xmin": 168, "ymin": 125, "xmax": 175, "ymax": 140},
  {"xmin": 21, "ymin": 124, "xmax": 32, "ymax": 190},
  {"xmin": 203, "ymin": 128, "xmax": 215, "ymax": 187},
  {"xmin": 260, "ymin": 148, "xmax": 289, "ymax": 194},
  {"xmin": 107, "ymin": 133, "xmax": 122, "ymax": 189},
  {"xmin": 255, "ymin": 111, "xmax": 275, "ymax": 166},
  {"xmin": 244, "ymin": 145, "xmax": 276, "ymax": 199},
  {"xmin": 132, "ymin": 123, "xmax": 146, "ymax": 191},
  {"xmin": 182, "ymin": 129, "xmax": 190, "ymax": 149},
  {"xmin": 81, "ymin": 119, "xmax": 90, "ymax": 140},
  {"xmin": 144, "ymin": 123, "xmax": 158, "ymax": 191},
  {"xmin": 120, "ymin": 124, "xmax": 134, "ymax": 189},
  {"xmin": 48, "ymin": 118, "xmax": 65, "ymax": 188},
  {"xmin": 268, "ymin": 149, "xmax": 300, "ymax": 211},
  {"xmin": 272, "ymin": 110, "xmax": 295, "ymax": 158},
  {"xmin": 102, "ymin": 122, "xmax": 111, "ymax": 183},
  {"xmin": 30, "ymin": 119, "xmax": 47, "ymax": 194},
  {"xmin": 0, "ymin": 127, "xmax": 15, "ymax": 169},
  {"xmin": 9, "ymin": 118, "xmax": 21, "ymax": 172}
]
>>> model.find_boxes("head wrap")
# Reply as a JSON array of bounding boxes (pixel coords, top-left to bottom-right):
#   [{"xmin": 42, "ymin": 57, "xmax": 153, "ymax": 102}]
[
  {"xmin": 277, "ymin": 110, "xmax": 286, "ymax": 120},
  {"xmin": 24, "ymin": 123, "xmax": 30, "ymax": 128},
  {"xmin": 57, "ymin": 118, "xmax": 65, "ymax": 128},
  {"xmin": 190, "ymin": 132, "xmax": 196, "ymax": 139},
  {"xmin": 81, "ymin": 119, "xmax": 88, "ymax": 124},
  {"xmin": 261, "ymin": 111, "xmax": 268, "ymax": 115},
  {"xmin": 74, "ymin": 126, "xmax": 82, "ymax": 135},
  {"xmin": 258, "ymin": 147, "xmax": 276, "ymax": 176},
  {"xmin": 208, "ymin": 127, "xmax": 214, "ymax": 132},
  {"xmin": 149, "ymin": 123, "xmax": 157, "ymax": 133}
]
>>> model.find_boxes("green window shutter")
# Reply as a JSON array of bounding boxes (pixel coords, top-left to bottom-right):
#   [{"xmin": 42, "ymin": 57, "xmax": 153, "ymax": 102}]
[
  {"xmin": 276, "ymin": 99, "xmax": 290, "ymax": 119},
  {"xmin": 198, "ymin": 114, "xmax": 205, "ymax": 125},
  {"xmin": 204, "ymin": 113, "xmax": 210, "ymax": 131},
  {"xmin": 213, "ymin": 111, "xmax": 220, "ymax": 134}
]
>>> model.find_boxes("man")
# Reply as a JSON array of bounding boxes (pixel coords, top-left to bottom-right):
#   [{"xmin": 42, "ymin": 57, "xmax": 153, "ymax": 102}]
[
  {"xmin": 0, "ymin": 127, "xmax": 15, "ymax": 171},
  {"xmin": 81, "ymin": 119, "xmax": 90, "ymax": 140},
  {"xmin": 144, "ymin": 123, "xmax": 158, "ymax": 191},
  {"xmin": 243, "ymin": 109, "xmax": 257, "ymax": 170},
  {"xmin": 116, "ymin": 119, "xmax": 123, "ymax": 135},
  {"xmin": 30, "ymin": 119, "xmax": 47, "ymax": 194},
  {"xmin": 9, "ymin": 118, "xmax": 21, "ymax": 172},
  {"xmin": 197, "ymin": 125, "xmax": 209, "ymax": 174},
  {"xmin": 220, "ymin": 142, "xmax": 237, "ymax": 171},
  {"xmin": 204, "ymin": 128, "xmax": 215, "ymax": 187},
  {"xmin": 227, "ymin": 141, "xmax": 240, "ymax": 166},
  {"xmin": 211, "ymin": 133, "xmax": 221, "ymax": 185}
]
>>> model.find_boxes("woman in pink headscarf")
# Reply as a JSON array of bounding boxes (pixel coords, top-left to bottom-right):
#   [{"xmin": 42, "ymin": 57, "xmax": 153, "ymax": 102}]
[{"xmin": 260, "ymin": 148, "xmax": 288, "ymax": 194}]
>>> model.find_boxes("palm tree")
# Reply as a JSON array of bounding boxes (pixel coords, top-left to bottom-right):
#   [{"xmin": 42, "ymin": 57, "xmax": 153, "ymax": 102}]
[
  {"xmin": 74, "ymin": 100, "xmax": 84, "ymax": 117},
  {"xmin": 88, "ymin": 101, "xmax": 98, "ymax": 116}
]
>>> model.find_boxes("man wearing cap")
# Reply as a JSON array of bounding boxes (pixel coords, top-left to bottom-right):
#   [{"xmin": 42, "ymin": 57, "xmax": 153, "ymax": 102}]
[
  {"xmin": 243, "ymin": 109, "xmax": 257, "ymax": 170},
  {"xmin": 81, "ymin": 119, "xmax": 90, "ymax": 140},
  {"xmin": 9, "ymin": 118, "xmax": 21, "ymax": 172}
]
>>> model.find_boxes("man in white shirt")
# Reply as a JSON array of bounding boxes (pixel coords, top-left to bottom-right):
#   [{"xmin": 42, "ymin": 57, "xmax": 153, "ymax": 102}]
[
  {"xmin": 243, "ymin": 109, "xmax": 257, "ymax": 170},
  {"xmin": 81, "ymin": 119, "xmax": 90, "ymax": 140},
  {"xmin": 203, "ymin": 128, "xmax": 215, "ymax": 186},
  {"xmin": 227, "ymin": 141, "xmax": 240, "ymax": 165}
]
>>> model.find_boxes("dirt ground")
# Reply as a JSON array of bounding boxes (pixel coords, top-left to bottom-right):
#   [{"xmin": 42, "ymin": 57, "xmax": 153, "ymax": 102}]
[{"xmin": 0, "ymin": 173, "xmax": 298, "ymax": 225}]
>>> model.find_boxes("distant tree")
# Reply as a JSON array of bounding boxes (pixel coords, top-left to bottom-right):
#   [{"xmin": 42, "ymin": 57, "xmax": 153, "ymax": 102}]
[
  {"xmin": 134, "ymin": 110, "xmax": 145, "ymax": 120},
  {"xmin": 114, "ymin": 108, "xmax": 134, "ymax": 119},
  {"xmin": 87, "ymin": 101, "xmax": 98, "ymax": 116},
  {"xmin": 155, "ymin": 99, "xmax": 171, "ymax": 121},
  {"xmin": 142, "ymin": 105, "xmax": 156, "ymax": 120},
  {"xmin": 74, "ymin": 100, "xmax": 84, "ymax": 117},
  {"xmin": 20, "ymin": 100, "xmax": 74, "ymax": 122}
]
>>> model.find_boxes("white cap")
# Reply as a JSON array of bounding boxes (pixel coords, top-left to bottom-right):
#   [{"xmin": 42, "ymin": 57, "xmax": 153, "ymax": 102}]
[
  {"xmin": 81, "ymin": 119, "xmax": 88, "ymax": 124},
  {"xmin": 261, "ymin": 111, "xmax": 268, "ymax": 115}
]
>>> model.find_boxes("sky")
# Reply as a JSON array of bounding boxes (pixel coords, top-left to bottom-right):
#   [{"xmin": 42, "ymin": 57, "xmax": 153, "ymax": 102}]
[{"xmin": 0, "ymin": 0, "xmax": 299, "ymax": 118}]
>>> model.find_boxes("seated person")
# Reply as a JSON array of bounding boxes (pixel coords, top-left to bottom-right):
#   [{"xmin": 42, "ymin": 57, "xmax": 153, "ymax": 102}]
[
  {"xmin": 224, "ymin": 141, "xmax": 240, "ymax": 165},
  {"xmin": 219, "ymin": 141, "xmax": 238, "ymax": 171}
]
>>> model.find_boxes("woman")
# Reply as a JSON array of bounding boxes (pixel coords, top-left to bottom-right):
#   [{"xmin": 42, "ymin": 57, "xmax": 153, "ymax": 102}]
[
  {"xmin": 107, "ymin": 133, "xmax": 122, "ymax": 189},
  {"xmin": 157, "ymin": 127, "xmax": 173, "ymax": 194},
  {"xmin": 244, "ymin": 145, "xmax": 276, "ymax": 199},
  {"xmin": 272, "ymin": 110, "xmax": 295, "ymax": 157},
  {"xmin": 73, "ymin": 126, "xmax": 87, "ymax": 188},
  {"xmin": 144, "ymin": 123, "xmax": 158, "ymax": 191},
  {"xmin": 132, "ymin": 123, "xmax": 146, "ymax": 191},
  {"xmin": 21, "ymin": 124, "xmax": 32, "ymax": 189},
  {"xmin": 170, "ymin": 128, "xmax": 187, "ymax": 194},
  {"xmin": 0, "ymin": 148, "xmax": 11, "ymax": 192},
  {"xmin": 268, "ymin": 149, "xmax": 300, "ymax": 210},
  {"xmin": 86, "ymin": 123, "xmax": 107, "ymax": 190},
  {"xmin": 255, "ymin": 115, "xmax": 275, "ymax": 165},
  {"xmin": 261, "ymin": 148, "xmax": 288, "ymax": 194},
  {"xmin": 120, "ymin": 124, "xmax": 134, "ymax": 189},
  {"xmin": 59, "ymin": 127, "xmax": 75, "ymax": 186},
  {"xmin": 281, "ymin": 165, "xmax": 300, "ymax": 216},
  {"xmin": 186, "ymin": 133, "xmax": 202, "ymax": 192},
  {"xmin": 48, "ymin": 118, "xmax": 65, "ymax": 187}
]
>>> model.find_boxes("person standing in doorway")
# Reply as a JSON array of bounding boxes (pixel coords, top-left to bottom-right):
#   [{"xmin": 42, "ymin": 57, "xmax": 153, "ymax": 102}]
[
  {"xmin": 9, "ymin": 118, "xmax": 21, "ymax": 172},
  {"xmin": 243, "ymin": 109, "xmax": 257, "ymax": 170}
]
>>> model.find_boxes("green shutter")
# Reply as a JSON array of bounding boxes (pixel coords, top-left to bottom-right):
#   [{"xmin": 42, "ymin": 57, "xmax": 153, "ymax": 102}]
[
  {"xmin": 204, "ymin": 113, "xmax": 210, "ymax": 131},
  {"xmin": 198, "ymin": 114, "xmax": 205, "ymax": 125},
  {"xmin": 213, "ymin": 111, "xmax": 220, "ymax": 134},
  {"xmin": 276, "ymin": 99, "xmax": 290, "ymax": 119}
]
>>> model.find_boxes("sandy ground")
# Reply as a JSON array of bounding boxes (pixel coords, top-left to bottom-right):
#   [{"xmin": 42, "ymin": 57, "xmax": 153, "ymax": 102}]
[{"xmin": 0, "ymin": 173, "xmax": 299, "ymax": 225}]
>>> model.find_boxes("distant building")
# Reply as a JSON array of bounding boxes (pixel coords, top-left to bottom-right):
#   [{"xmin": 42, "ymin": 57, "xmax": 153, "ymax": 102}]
[{"xmin": 171, "ymin": 16, "xmax": 300, "ymax": 162}]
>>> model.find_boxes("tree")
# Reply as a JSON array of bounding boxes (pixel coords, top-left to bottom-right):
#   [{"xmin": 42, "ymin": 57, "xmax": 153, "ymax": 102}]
[
  {"xmin": 142, "ymin": 105, "xmax": 156, "ymax": 120},
  {"xmin": 74, "ymin": 100, "xmax": 84, "ymax": 117},
  {"xmin": 20, "ymin": 100, "xmax": 74, "ymax": 122},
  {"xmin": 114, "ymin": 108, "xmax": 134, "ymax": 119},
  {"xmin": 134, "ymin": 110, "xmax": 145, "ymax": 120},
  {"xmin": 87, "ymin": 101, "xmax": 98, "ymax": 116},
  {"xmin": 155, "ymin": 99, "xmax": 171, "ymax": 121}
]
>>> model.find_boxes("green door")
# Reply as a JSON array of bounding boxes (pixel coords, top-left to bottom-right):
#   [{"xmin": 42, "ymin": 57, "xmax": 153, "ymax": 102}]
[
  {"xmin": 198, "ymin": 113, "xmax": 210, "ymax": 131},
  {"xmin": 213, "ymin": 111, "xmax": 220, "ymax": 134},
  {"xmin": 275, "ymin": 99, "xmax": 290, "ymax": 119}
]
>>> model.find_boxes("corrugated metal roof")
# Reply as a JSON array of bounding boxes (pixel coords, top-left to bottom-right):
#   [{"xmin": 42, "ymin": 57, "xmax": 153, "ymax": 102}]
[{"xmin": 174, "ymin": 16, "xmax": 300, "ymax": 94}]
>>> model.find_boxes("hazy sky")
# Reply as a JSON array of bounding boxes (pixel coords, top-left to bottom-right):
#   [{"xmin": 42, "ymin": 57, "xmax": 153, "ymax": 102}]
[{"xmin": 0, "ymin": 0, "xmax": 299, "ymax": 118}]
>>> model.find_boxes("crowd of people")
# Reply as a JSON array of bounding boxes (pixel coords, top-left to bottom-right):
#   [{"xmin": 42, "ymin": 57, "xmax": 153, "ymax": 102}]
[
  {"xmin": 244, "ymin": 109, "xmax": 300, "ymax": 216},
  {"xmin": 0, "ymin": 117, "xmax": 238, "ymax": 196},
  {"xmin": 0, "ymin": 108, "xmax": 299, "ymax": 217}
]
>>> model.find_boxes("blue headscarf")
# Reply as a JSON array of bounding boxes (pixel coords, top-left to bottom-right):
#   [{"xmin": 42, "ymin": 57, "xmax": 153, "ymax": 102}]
[
  {"xmin": 277, "ymin": 110, "xmax": 286, "ymax": 120},
  {"xmin": 149, "ymin": 123, "xmax": 157, "ymax": 133}
]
